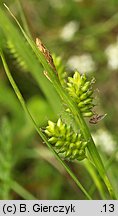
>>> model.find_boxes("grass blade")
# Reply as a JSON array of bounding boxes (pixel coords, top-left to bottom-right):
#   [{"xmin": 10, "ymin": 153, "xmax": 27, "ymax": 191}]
[
  {"xmin": 0, "ymin": 50, "xmax": 92, "ymax": 200},
  {"xmin": 0, "ymin": 6, "xmax": 116, "ymax": 199}
]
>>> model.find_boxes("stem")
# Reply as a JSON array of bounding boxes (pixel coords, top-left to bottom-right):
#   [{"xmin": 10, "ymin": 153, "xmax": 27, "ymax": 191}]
[
  {"xmin": 83, "ymin": 159, "xmax": 106, "ymax": 199},
  {"xmin": 2, "ymin": 6, "xmax": 116, "ymax": 199},
  {"xmin": 0, "ymin": 173, "xmax": 36, "ymax": 200},
  {"xmin": 0, "ymin": 51, "xmax": 92, "ymax": 200},
  {"xmin": 52, "ymin": 78, "xmax": 116, "ymax": 199},
  {"xmin": 16, "ymin": 0, "xmax": 31, "ymax": 37},
  {"xmin": 10, "ymin": 180, "xmax": 36, "ymax": 200}
]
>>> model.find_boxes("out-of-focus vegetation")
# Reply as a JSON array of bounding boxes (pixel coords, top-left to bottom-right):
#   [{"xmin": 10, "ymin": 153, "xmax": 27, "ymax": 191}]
[{"xmin": 0, "ymin": 0, "xmax": 118, "ymax": 199}]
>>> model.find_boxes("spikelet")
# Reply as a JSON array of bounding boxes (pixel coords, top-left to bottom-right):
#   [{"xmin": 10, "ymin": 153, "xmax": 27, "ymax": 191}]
[
  {"xmin": 52, "ymin": 54, "xmax": 67, "ymax": 87},
  {"xmin": 6, "ymin": 40, "xmax": 27, "ymax": 71},
  {"xmin": 45, "ymin": 118, "xmax": 87, "ymax": 161},
  {"xmin": 66, "ymin": 71, "xmax": 95, "ymax": 117},
  {"xmin": 36, "ymin": 38, "xmax": 57, "ymax": 73}
]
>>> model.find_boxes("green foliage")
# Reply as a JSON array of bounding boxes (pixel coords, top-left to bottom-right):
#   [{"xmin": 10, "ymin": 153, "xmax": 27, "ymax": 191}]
[
  {"xmin": 0, "ymin": 7, "xmax": 62, "ymax": 115},
  {"xmin": 1, "ymin": 51, "xmax": 92, "ymax": 200},
  {"xmin": 0, "ymin": 0, "xmax": 118, "ymax": 200},
  {"xmin": 0, "ymin": 118, "xmax": 12, "ymax": 199},
  {"xmin": 27, "ymin": 96, "xmax": 55, "ymax": 126}
]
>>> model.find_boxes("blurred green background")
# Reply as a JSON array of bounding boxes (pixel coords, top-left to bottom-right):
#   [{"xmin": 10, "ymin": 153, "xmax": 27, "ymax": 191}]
[{"xmin": 0, "ymin": 0, "xmax": 118, "ymax": 199}]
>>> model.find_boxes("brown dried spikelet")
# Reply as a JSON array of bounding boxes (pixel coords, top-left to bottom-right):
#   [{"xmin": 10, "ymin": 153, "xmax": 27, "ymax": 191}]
[{"xmin": 36, "ymin": 38, "xmax": 57, "ymax": 74}]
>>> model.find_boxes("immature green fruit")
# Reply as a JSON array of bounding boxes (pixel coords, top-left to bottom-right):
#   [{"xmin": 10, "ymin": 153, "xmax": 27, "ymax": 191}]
[
  {"xmin": 45, "ymin": 118, "xmax": 87, "ymax": 161},
  {"xmin": 66, "ymin": 71, "xmax": 95, "ymax": 117}
]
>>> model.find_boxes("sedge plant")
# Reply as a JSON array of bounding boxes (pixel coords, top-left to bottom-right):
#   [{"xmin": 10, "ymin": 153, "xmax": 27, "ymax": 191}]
[{"xmin": 0, "ymin": 2, "xmax": 117, "ymax": 199}]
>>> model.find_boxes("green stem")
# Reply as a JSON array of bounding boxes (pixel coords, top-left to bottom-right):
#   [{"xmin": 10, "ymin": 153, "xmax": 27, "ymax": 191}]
[
  {"xmin": 0, "ymin": 51, "xmax": 92, "ymax": 200},
  {"xmin": 83, "ymin": 159, "xmax": 106, "ymax": 199},
  {"xmin": 106, "ymin": 147, "xmax": 118, "ymax": 169},
  {"xmin": 16, "ymin": 0, "xmax": 31, "ymax": 37},
  {"xmin": 3, "ymin": 6, "xmax": 116, "ymax": 199},
  {"xmin": 37, "ymin": 58, "xmax": 116, "ymax": 199},
  {"xmin": 52, "ymin": 79, "xmax": 116, "ymax": 199},
  {"xmin": 10, "ymin": 180, "xmax": 36, "ymax": 200},
  {"xmin": 0, "ymin": 173, "xmax": 36, "ymax": 200},
  {"xmin": 85, "ymin": 149, "xmax": 118, "ymax": 199}
]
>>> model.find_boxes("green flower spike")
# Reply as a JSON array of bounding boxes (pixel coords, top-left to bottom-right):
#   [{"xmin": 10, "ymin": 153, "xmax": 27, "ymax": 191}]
[
  {"xmin": 52, "ymin": 54, "xmax": 67, "ymax": 87},
  {"xmin": 66, "ymin": 71, "xmax": 95, "ymax": 117},
  {"xmin": 6, "ymin": 40, "xmax": 27, "ymax": 71},
  {"xmin": 45, "ymin": 118, "xmax": 88, "ymax": 161}
]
